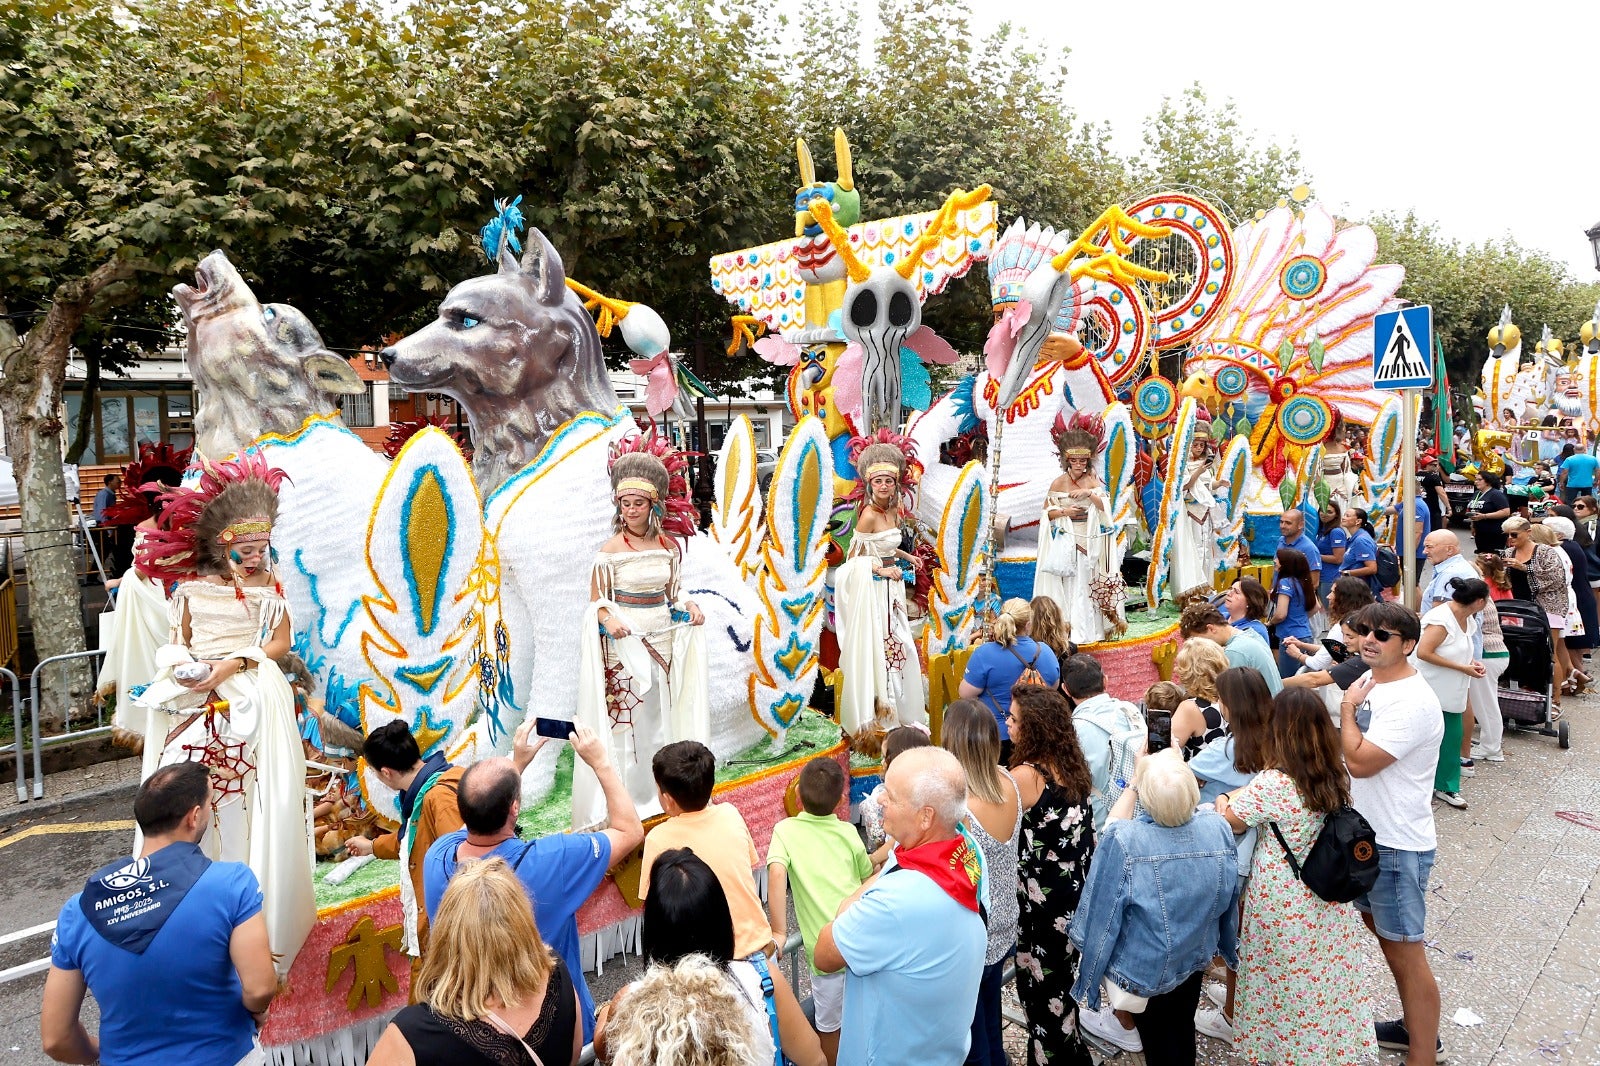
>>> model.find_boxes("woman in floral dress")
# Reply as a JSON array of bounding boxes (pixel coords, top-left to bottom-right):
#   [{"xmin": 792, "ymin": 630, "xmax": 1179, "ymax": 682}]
[
  {"xmin": 1216, "ymin": 689, "xmax": 1376, "ymax": 1065},
  {"xmin": 1007, "ymin": 682, "xmax": 1096, "ymax": 1066}
]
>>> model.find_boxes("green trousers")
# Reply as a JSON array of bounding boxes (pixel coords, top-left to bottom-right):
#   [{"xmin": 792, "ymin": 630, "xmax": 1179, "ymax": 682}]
[{"xmin": 1434, "ymin": 711, "xmax": 1463, "ymax": 792}]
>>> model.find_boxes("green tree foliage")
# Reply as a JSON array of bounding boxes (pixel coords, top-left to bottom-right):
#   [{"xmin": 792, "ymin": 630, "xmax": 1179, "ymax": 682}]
[{"xmin": 1135, "ymin": 83, "xmax": 1304, "ymax": 222}]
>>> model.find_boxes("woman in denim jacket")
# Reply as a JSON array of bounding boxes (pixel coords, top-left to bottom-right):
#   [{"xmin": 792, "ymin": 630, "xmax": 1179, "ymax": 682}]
[{"xmin": 1069, "ymin": 749, "xmax": 1239, "ymax": 1066}]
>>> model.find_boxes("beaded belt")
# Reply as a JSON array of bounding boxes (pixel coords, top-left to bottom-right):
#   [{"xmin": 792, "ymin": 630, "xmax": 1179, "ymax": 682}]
[{"xmin": 613, "ymin": 589, "xmax": 669, "ymax": 608}]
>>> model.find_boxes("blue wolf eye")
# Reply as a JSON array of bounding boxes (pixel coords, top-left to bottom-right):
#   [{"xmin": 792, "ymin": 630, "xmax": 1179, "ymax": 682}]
[
  {"xmin": 461, "ymin": 316, "xmax": 480, "ymax": 329},
  {"xmin": 262, "ymin": 307, "xmax": 277, "ymax": 322}
]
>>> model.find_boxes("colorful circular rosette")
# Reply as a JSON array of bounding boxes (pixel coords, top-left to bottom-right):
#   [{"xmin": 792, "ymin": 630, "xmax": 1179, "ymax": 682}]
[
  {"xmin": 1133, "ymin": 376, "xmax": 1177, "ymax": 440},
  {"xmin": 1275, "ymin": 393, "xmax": 1334, "ymax": 447},
  {"xmin": 1278, "ymin": 254, "xmax": 1328, "ymax": 301}
]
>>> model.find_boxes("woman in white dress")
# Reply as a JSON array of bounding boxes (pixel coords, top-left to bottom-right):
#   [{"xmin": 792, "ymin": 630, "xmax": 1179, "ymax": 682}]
[
  {"xmin": 133, "ymin": 453, "xmax": 312, "ymax": 977},
  {"xmin": 834, "ymin": 439, "xmax": 927, "ymax": 747},
  {"xmin": 1320, "ymin": 410, "xmax": 1360, "ymax": 513},
  {"xmin": 575, "ymin": 443, "xmax": 708, "ymax": 828},
  {"xmin": 1168, "ymin": 435, "xmax": 1220, "ymax": 602},
  {"xmin": 1034, "ymin": 416, "xmax": 1125, "ymax": 643}
]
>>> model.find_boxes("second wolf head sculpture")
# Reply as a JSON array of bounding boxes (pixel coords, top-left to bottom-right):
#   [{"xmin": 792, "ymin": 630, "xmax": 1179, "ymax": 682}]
[{"xmin": 382, "ymin": 229, "xmax": 621, "ymax": 496}]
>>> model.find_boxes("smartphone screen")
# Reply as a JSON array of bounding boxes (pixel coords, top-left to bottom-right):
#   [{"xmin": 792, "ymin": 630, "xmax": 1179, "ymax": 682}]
[{"xmin": 533, "ymin": 717, "xmax": 577, "ymax": 740}]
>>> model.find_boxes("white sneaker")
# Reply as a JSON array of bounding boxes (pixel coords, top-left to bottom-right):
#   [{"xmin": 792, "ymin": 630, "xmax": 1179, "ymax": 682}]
[
  {"xmin": 1079, "ymin": 1003, "xmax": 1144, "ymax": 1053},
  {"xmin": 1195, "ymin": 1008, "xmax": 1237, "ymax": 1046},
  {"xmin": 1434, "ymin": 789, "xmax": 1468, "ymax": 809},
  {"xmin": 1204, "ymin": 982, "xmax": 1227, "ymax": 1009}
]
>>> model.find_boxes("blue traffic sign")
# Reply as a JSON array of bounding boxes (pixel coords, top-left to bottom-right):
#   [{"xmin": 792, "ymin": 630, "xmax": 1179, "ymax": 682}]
[{"xmin": 1372, "ymin": 306, "xmax": 1433, "ymax": 390}]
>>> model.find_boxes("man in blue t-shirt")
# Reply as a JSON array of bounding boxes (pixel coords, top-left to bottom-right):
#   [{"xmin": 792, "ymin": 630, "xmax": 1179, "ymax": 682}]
[
  {"xmin": 813, "ymin": 748, "xmax": 986, "ymax": 1066},
  {"xmin": 1277, "ymin": 508, "xmax": 1323, "ymax": 598},
  {"xmin": 423, "ymin": 724, "xmax": 643, "ymax": 1042},
  {"xmin": 1559, "ymin": 451, "xmax": 1600, "ymax": 504},
  {"xmin": 43, "ymin": 763, "xmax": 278, "ymax": 1066}
]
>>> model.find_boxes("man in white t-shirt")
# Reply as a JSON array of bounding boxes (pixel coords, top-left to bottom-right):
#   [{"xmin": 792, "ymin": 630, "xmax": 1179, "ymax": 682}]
[{"xmin": 1339, "ymin": 602, "xmax": 1444, "ymax": 1066}]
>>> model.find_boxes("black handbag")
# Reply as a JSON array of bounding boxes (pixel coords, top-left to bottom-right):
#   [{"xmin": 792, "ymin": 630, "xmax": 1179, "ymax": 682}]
[{"xmin": 1269, "ymin": 806, "xmax": 1379, "ymax": 904}]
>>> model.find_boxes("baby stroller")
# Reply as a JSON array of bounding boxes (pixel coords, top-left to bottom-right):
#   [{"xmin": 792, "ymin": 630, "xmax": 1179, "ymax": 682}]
[{"xmin": 1494, "ymin": 599, "xmax": 1570, "ymax": 749}]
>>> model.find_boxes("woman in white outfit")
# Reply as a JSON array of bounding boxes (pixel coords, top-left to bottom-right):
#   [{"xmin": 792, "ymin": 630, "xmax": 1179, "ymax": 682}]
[
  {"xmin": 1034, "ymin": 416, "xmax": 1125, "ymax": 643},
  {"xmin": 133, "ymin": 453, "xmax": 312, "ymax": 977},
  {"xmin": 1168, "ymin": 435, "xmax": 1219, "ymax": 602},
  {"xmin": 576, "ymin": 444, "xmax": 708, "ymax": 829},
  {"xmin": 834, "ymin": 439, "xmax": 927, "ymax": 747}
]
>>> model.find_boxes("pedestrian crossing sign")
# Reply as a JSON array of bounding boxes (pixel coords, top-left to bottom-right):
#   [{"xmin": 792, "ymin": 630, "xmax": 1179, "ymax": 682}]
[{"xmin": 1372, "ymin": 306, "xmax": 1433, "ymax": 390}]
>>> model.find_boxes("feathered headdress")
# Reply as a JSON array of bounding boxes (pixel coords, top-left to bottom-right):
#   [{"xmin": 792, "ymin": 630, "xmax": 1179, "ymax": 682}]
[
  {"xmin": 135, "ymin": 452, "xmax": 288, "ymax": 582},
  {"xmin": 101, "ymin": 441, "xmax": 192, "ymax": 526},
  {"xmin": 1051, "ymin": 410, "xmax": 1104, "ymax": 461},
  {"xmin": 608, "ymin": 432, "xmax": 698, "ymax": 541},
  {"xmin": 987, "ymin": 217, "xmax": 1067, "ymax": 309},
  {"xmin": 847, "ymin": 428, "xmax": 922, "ymax": 507}
]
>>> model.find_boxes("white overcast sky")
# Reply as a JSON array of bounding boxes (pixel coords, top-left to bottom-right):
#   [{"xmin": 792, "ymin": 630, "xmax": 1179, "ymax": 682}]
[{"xmin": 850, "ymin": 0, "xmax": 1600, "ymax": 278}]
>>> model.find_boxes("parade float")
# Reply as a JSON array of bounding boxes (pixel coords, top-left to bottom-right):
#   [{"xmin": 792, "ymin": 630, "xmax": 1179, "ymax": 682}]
[{"xmin": 96, "ymin": 118, "xmax": 1413, "ymax": 1058}]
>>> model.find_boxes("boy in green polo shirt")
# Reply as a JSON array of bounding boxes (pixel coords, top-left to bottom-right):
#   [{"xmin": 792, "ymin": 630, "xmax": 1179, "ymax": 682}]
[{"xmin": 767, "ymin": 757, "xmax": 873, "ymax": 1066}]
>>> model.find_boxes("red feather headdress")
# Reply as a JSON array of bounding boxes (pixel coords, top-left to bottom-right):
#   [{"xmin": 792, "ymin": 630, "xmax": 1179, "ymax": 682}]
[
  {"xmin": 608, "ymin": 431, "xmax": 699, "ymax": 542},
  {"xmin": 135, "ymin": 452, "xmax": 289, "ymax": 582}
]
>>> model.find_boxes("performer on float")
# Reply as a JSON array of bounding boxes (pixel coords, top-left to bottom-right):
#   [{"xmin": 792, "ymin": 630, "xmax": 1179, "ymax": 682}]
[
  {"xmin": 1034, "ymin": 413, "xmax": 1126, "ymax": 643},
  {"xmin": 1321, "ymin": 409, "xmax": 1361, "ymax": 512},
  {"xmin": 834, "ymin": 434, "xmax": 928, "ymax": 745},
  {"xmin": 132, "ymin": 453, "xmax": 313, "ymax": 976},
  {"xmin": 98, "ymin": 448, "xmax": 188, "ymax": 749},
  {"xmin": 575, "ymin": 437, "xmax": 709, "ymax": 828},
  {"xmin": 1169, "ymin": 434, "xmax": 1221, "ymax": 602}
]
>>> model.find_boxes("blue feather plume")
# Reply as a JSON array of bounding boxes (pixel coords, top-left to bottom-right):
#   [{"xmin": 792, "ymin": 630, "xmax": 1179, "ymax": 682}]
[
  {"xmin": 948, "ymin": 374, "xmax": 980, "ymax": 435},
  {"xmin": 900, "ymin": 347, "xmax": 932, "ymax": 412},
  {"xmin": 479, "ymin": 195, "xmax": 525, "ymax": 261}
]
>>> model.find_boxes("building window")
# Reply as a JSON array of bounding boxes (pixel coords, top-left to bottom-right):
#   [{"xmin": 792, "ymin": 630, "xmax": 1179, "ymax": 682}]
[
  {"xmin": 388, "ymin": 382, "xmax": 409, "ymax": 402},
  {"xmin": 342, "ymin": 385, "xmax": 375, "ymax": 428}
]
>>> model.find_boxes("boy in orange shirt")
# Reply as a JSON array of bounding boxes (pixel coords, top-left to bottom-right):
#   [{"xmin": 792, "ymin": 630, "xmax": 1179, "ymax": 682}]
[{"xmin": 639, "ymin": 740, "xmax": 773, "ymax": 959}]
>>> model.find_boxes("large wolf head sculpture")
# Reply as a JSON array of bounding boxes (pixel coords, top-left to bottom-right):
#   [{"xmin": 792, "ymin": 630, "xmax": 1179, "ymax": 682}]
[{"xmin": 173, "ymin": 251, "xmax": 367, "ymax": 459}]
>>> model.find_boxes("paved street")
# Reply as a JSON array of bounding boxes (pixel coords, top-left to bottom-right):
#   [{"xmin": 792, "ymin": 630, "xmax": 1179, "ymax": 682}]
[{"xmin": 1, "ymin": 693, "xmax": 1596, "ymax": 1065}]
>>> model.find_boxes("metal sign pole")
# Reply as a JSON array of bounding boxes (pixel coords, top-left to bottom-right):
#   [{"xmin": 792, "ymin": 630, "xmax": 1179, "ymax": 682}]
[{"xmin": 1401, "ymin": 389, "xmax": 1418, "ymax": 609}]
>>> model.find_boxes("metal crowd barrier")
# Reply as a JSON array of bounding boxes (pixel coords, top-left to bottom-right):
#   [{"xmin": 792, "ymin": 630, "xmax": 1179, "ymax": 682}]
[
  {"xmin": 0, "ymin": 668, "xmax": 24, "ymax": 802},
  {"xmin": 27, "ymin": 648, "xmax": 109, "ymax": 800}
]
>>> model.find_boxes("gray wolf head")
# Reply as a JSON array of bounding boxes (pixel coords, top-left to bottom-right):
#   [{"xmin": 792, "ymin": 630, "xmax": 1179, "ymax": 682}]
[
  {"xmin": 173, "ymin": 251, "xmax": 366, "ymax": 459},
  {"xmin": 382, "ymin": 229, "xmax": 618, "ymax": 496}
]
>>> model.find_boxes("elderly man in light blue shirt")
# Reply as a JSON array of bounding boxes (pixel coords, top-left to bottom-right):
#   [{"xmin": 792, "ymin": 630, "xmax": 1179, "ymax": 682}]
[{"xmin": 1422, "ymin": 529, "xmax": 1478, "ymax": 608}]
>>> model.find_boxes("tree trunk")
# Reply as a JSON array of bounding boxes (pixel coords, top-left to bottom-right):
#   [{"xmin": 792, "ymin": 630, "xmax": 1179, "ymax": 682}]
[
  {"xmin": 64, "ymin": 347, "xmax": 100, "ymax": 464},
  {"xmin": 0, "ymin": 259, "xmax": 135, "ymax": 730}
]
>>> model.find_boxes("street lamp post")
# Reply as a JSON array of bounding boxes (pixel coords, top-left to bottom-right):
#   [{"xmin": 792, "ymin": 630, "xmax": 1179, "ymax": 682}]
[{"xmin": 1587, "ymin": 219, "xmax": 1600, "ymax": 273}]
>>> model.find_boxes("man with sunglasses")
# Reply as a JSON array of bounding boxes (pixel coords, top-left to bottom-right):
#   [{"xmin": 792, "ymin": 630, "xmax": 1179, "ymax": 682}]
[{"xmin": 1338, "ymin": 603, "xmax": 1444, "ymax": 1065}]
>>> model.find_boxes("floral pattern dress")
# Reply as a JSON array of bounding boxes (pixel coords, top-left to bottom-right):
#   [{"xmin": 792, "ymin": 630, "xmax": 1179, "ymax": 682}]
[
  {"xmin": 1231, "ymin": 769, "xmax": 1376, "ymax": 1065},
  {"xmin": 1015, "ymin": 774, "xmax": 1095, "ymax": 1066}
]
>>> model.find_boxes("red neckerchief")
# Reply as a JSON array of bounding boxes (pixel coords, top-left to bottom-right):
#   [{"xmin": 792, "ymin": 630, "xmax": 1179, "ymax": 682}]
[{"xmin": 893, "ymin": 834, "xmax": 982, "ymax": 913}]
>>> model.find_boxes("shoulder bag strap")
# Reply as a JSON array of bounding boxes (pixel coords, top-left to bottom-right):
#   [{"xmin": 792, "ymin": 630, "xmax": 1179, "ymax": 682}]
[
  {"xmin": 745, "ymin": 954, "xmax": 784, "ymax": 1066},
  {"xmin": 483, "ymin": 1009, "xmax": 547, "ymax": 1066},
  {"xmin": 1267, "ymin": 820, "xmax": 1303, "ymax": 879}
]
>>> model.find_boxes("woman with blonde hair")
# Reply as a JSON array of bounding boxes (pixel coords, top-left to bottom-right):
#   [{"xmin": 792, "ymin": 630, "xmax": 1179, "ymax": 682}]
[
  {"xmin": 370, "ymin": 858, "xmax": 581, "ymax": 1066},
  {"xmin": 1169, "ymin": 637, "xmax": 1230, "ymax": 758},
  {"xmin": 1029, "ymin": 596, "xmax": 1073, "ymax": 665},
  {"xmin": 941, "ymin": 699, "xmax": 1023, "ymax": 1066},
  {"xmin": 961, "ymin": 599, "xmax": 1061, "ymax": 761},
  {"xmin": 601, "ymin": 955, "xmax": 769, "ymax": 1066}
]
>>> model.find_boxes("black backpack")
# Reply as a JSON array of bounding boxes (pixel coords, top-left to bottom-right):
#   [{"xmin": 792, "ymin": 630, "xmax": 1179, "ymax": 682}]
[
  {"xmin": 1374, "ymin": 545, "xmax": 1401, "ymax": 589},
  {"xmin": 1269, "ymin": 806, "xmax": 1379, "ymax": 904}
]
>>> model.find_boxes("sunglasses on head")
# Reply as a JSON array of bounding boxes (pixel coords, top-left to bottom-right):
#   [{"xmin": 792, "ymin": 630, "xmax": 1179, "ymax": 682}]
[{"xmin": 1347, "ymin": 622, "xmax": 1400, "ymax": 642}]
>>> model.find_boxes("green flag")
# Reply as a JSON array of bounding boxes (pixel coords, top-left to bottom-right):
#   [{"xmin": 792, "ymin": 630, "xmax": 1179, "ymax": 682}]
[{"xmin": 1434, "ymin": 336, "xmax": 1456, "ymax": 475}]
